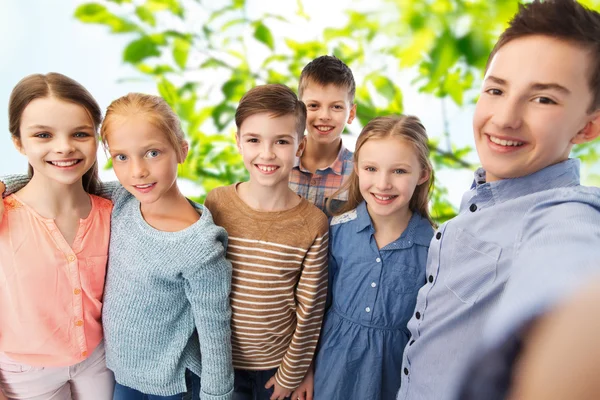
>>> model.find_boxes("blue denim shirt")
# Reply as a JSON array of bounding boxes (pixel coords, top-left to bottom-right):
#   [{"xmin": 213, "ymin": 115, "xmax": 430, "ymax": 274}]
[{"xmin": 397, "ymin": 158, "xmax": 600, "ymax": 400}]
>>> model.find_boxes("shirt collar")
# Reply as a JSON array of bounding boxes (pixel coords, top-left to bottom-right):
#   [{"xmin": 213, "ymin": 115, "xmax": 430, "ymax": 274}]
[
  {"xmin": 295, "ymin": 143, "xmax": 350, "ymax": 175},
  {"xmin": 472, "ymin": 158, "xmax": 581, "ymax": 205},
  {"xmin": 355, "ymin": 201, "xmax": 433, "ymax": 247}
]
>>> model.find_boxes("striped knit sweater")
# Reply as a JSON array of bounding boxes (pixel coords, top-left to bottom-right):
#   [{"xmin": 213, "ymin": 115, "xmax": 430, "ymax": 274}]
[{"xmin": 204, "ymin": 184, "xmax": 329, "ymax": 390}]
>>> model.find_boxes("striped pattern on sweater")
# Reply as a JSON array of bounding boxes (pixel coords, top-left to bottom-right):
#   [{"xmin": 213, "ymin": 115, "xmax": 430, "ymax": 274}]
[{"xmin": 205, "ymin": 184, "xmax": 329, "ymax": 390}]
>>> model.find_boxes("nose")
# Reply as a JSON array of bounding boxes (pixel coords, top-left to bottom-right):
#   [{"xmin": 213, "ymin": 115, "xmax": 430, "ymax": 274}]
[
  {"xmin": 261, "ymin": 143, "xmax": 276, "ymax": 160},
  {"xmin": 491, "ymin": 96, "xmax": 523, "ymax": 130},
  {"xmin": 55, "ymin": 136, "xmax": 76, "ymax": 155},
  {"xmin": 130, "ymin": 158, "xmax": 148, "ymax": 179},
  {"xmin": 318, "ymin": 107, "xmax": 331, "ymax": 121},
  {"xmin": 375, "ymin": 172, "xmax": 393, "ymax": 191}
]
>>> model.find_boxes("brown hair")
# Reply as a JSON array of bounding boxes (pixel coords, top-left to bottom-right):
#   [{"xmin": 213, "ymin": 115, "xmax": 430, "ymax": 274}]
[
  {"xmin": 8, "ymin": 73, "xmax": 102, "ymax": 194},
  {"xmin": 488, "ymin": 0, "xmax": 600, "ymax": 112},
  {"xmin": 101, "ymin": 93, "xmax": 187, "ymax": 161},
  {"xmin": 235, "ymin": 84, "xmax": 307, "ymax": 140},
  {"xmin": 298, "ymin": 55, "xmax": 356, "ymax": 103},
  {"xmin": 329, "ymin": 115, "xmax": 436, "ymax": 227}
]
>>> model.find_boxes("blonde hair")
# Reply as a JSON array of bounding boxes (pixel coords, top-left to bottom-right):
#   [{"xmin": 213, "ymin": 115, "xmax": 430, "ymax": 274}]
[
  {"xmin": 328, "ymin": 115, "xmax": 436, "ymax": 227},
  {"xmin": 101, "ymin": 93, "xmax": 186, "ymax": 161},
  {"xmin": 8, "ymin": 73, "xmax": 102, "ymax": 194}
]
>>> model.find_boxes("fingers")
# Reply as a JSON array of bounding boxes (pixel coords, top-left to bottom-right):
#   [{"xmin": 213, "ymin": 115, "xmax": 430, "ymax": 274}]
[{"xmin": 265, "ymin": 377, "xmax": 275, "ymax": 389}]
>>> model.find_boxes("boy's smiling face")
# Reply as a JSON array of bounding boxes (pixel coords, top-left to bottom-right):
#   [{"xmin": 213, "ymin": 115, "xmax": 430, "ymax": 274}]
[
  {"xmin": 301, "ymin": 81, "xmax": 356, "ymax": 147},
  {"xmin": 473, "ymin": 35, "xmax": 600, "ymax": 182}
]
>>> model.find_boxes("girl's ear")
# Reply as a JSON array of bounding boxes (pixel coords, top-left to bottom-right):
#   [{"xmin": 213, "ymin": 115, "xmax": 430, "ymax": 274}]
[
  {"xmin": 12, "ymin": 137, "xmax": 25, "ymax": 155},
  {"xmin": 418, "ymin": 168, "xmax": 430, "ymax": 186},
  {"xmin": 178, "ymin": 140, "xmax": 189, "ymax": 163},
  {"xmin": 572, "ymin": 111, "xmax": 600, "ymax": 145}
]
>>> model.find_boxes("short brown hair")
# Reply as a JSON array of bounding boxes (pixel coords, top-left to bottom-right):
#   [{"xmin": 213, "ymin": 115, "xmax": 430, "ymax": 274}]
[
  {"xmin": 8, "ymin": 73, "xmax": 102, "ymax": 194},
  {"xmin": 328, "ymin": 115, "xmax": 436, "ymax": 227},
  {"xmin": 101, "ymin": 93, "xmax": 187, "ymax": 162},
  {"xmin": 235, "ymin": 84, "xmax": 307, "ymax": 140},
  {"xmin": 298, "ymin": 55, "xmax": 356, "ymax": 103},
  {"xmin": 488, "ymin": 0, "xmax": 600, "ymax": 112}
]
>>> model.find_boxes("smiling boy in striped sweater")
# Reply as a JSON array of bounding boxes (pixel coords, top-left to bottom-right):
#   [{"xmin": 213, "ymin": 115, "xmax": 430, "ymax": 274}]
[{"xmin": 204, "ymin": 84, "xmax": 329, "ymax": 400}]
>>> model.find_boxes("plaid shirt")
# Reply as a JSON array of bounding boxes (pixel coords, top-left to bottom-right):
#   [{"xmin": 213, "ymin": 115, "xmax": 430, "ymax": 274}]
[{"xmin": 288, "ymin": 145, "xmax": 354, "ymax": 215}]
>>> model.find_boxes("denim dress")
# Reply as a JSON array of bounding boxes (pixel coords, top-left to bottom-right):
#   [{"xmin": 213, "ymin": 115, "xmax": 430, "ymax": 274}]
[{"xmin": 314, "ymin": 202, "xmax": 433, "ymax": 400}]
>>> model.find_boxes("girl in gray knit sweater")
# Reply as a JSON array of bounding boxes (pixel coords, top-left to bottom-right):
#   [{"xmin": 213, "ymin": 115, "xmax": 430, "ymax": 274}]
[{"xmin": 0, "ymin": 93, "xmax": 234, "ymax": 400}]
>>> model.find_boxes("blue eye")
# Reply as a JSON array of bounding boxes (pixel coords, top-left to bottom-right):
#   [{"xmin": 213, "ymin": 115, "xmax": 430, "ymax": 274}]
[
  {"xmin": 114, "ymin": 154, "xmax": 127, "ymax": 162},
  {"xmin": 146, "ymin": 150, "xmax": 160, "ymax": 158},
  {"xmin": 74, "ymin": 132, "xmax": 91, "ymax": 138},
  {"xmin": 393, "ymin": 169, "xmax": 407, "ymax": 174},
  {"xmin": 365, "ymin": 166, "xmax": 376, "ymax": 172},
  {"xmin": 35, "ymin": 132, "xmax": 51, "ymax": 139}
]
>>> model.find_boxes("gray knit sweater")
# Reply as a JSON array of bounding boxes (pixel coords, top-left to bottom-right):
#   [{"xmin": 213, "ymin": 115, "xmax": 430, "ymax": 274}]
[{"xmin": 1, "ymin": 176, "xmax": 234, "ymax": 399}]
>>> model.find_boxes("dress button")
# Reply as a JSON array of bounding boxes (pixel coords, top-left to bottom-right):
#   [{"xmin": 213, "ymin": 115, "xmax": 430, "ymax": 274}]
[
  {"xmin": 404, "ymin": 368, "xmax": 409, "ymax": 376},
  {"xmin": 415, "ymin": 311, "xmax": 421, "ymax": 319},
  {"xmin": 428, "ymin": 275, "xmax": 434, "ymax": 283},
  {"xmin": 75, "ymin": 320, "xmax": 84, "ymax": 327},
  {"xmin": 469, "ymin": 203, "xmax": 477, "ymax": 212},
  {"xmin": 436, "ymin": 232, "xmax": 441, "ymax": 240},
  {"xmin": 371, "ymin": 282, "xmax": 377, "ymax": 288},
  {"xmin": 365, "ymin": 307, "xmax": 371, "ymax": 313},
  {"xmin": 67, "ymin": 255, "xmax": 76, "ymax": 262},
  {"xmin": 74, "ymin": 288, "xmax": 82, "ymax": 295},
  {"xmin": 376, "ymin": 257, "xmax": 381, "ymax": 263}
]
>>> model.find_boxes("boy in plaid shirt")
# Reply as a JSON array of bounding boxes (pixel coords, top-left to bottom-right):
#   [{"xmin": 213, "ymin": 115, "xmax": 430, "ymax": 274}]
[{"xmin": 289, "ymin": 55, "xmax": 356, "ymax": 215}]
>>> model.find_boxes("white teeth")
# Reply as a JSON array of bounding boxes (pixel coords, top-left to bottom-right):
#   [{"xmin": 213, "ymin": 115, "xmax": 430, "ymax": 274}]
[
  {"xmin": 489, "ymin": 135, "xmax": 524, "ymax": 147},
  {"xmin": 50, "ymin": 160, "xmax": 79, "ymax": 167},
  {"xmin": 316, "ymin": 126, "xmax": 333, "ymax": 132},
  {"xmin": 257, "ymin": 165, "xmax": 277, "ymax": 172},
  {"xmin": 373, "ymin": 194, "xmax": 396, "ymax": 201},
  {"xmin": 135, "ymin": 183, "xmax": 153, "ymax": 188}
]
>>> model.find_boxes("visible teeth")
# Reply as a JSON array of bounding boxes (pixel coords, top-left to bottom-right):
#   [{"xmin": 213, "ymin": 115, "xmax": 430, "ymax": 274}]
[
  {"xmin": 51, "ymin": 160, "xmax": 79, "ymax": 167},
  {"xmin": 257, "ymin": 165, "xmax": 277, "ymax": 172},
  {"xmin": 135, "ymin": 183, "xmax": 153, "ymax": 188},
  {"xmin": 373, "ymin": 194, "xmax": 396, "ymax": 201},
  {"xmin": 489, "ymin": 136, "xmax": 524, "ymax": 147},
  {"xmin": 316, "ymin": 126, "xmax": 333, "ymax": 132}
]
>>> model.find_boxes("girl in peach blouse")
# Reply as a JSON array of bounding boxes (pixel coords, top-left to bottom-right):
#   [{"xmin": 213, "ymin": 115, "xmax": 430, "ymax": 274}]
[{"xmin": 0, "ymin": 73, "xmax": 114, "ymax": 400}]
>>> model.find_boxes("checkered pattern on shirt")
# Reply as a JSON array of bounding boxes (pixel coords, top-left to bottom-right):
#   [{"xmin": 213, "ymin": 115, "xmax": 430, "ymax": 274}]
[{"xmin": 288, "ymin": 146, "xmax": 353, "ymax": 214}]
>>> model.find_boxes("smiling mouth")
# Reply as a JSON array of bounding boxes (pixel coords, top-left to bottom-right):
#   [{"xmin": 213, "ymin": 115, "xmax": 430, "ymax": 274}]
[
  {"xmin": 315, "ymin": 125, "xmax": 334, "ymax": 133},
  {"xmin": 255, "ymin": 165, "xmax": 279, "ymax": 173},
  {"xmin": 488, "ymin": 135, "xmax": 525, "ymax": 147},
  {"xmin": 47, "ymin": 160, "xmax": 82, "ymax": 167},
  {"xmin": 133, "ymin": 183, "xmax": 155, "ymax": 189},
  {"xmin": 372, "ymin": 193, "xmax": 398, "ymax": 202}
]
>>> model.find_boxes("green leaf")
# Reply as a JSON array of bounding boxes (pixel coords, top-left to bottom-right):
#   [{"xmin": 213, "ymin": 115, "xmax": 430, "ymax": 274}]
[
  {"xmin": 173, "ymin": 37, "xmax": 191, "ymax": 69},
  {"xmin": 74, "ymin": 3, "xmax": 139, "ymax": 33},
  {"xmin": 107, "ymin": 0, "xmax": 132, "ymax": 3},
  {"xmin": 221, "ymin": 79, "xmax": 244, "ymax": 99},
  {"xmin": 253, "ymin": 22, "xmax": 274, "ymax": 50},
  {"xmin": 135, "ymin": 5, "xmax": 156, "ymax": 26},
  {"xmin": 123, "ymin": 36, "xmax": 161, "ymax": 64},
  {"xmin": 146, "ymin": 0, "xmax": 184, "ymax": 18},
  {"xmin": 157, "ymin": 78, "xmax": 179, "ymax": 106},
  {"xmin": 200, "ymin": 58, "xmax": 229, "ymax": 69}
]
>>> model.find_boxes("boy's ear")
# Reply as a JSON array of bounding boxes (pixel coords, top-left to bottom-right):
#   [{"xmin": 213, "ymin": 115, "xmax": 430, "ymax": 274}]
[
  {"xmin": 235, "ymin": 133, "xmax": 242, "ymax": 153},
  {"xmin": 296, "ymin": 136, "xmax": 306, "ymax": 157},
  {"xmin": 12, "ymin": 137, "xmax": 25, "ymax": 155},
  {"xmin": 572, "ymin": 111, "xmax": 600, "ymax": 145},
  {"xmin": 347, "ymin": 103, "xmax": 357, "ymax": 124},
  {"xmin": 178, "ymin": 140, "xmax": 189, "ymax": 163}
]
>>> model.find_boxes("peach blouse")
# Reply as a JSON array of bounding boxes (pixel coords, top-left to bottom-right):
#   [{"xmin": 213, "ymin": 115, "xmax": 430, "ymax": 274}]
[{"xmin": 0, "ymin": 193, "xmax": 112, "ymax": 366}]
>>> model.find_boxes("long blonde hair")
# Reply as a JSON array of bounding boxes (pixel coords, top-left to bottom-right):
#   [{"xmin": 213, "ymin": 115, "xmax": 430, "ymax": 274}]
[{"xmin": 328, "ymin": 115, "xmax": 436, "ymax": 227}]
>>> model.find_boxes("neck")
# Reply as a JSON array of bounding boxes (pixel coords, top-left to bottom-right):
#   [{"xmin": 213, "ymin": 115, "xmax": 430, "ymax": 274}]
[
  {"xmin": 140, "ymin": 183, "xmax": 188, "ymax": 217},
  {"xmin": 238, "ymin": 180, "xmax": 299, "ymax": 212},
  {"xmin": 369, "ymin": 205, "xmax": 413, "ymax": 246},
  {"xmin": 17, "ymin": 174, "xmax": 90, "ymax": 217},
  {"xmin": 302, "ymin": 137, "xmax": 342, "ymax": 171}
]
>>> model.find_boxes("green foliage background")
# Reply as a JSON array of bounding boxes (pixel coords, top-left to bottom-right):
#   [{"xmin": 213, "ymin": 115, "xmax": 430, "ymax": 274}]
[{"xmin": 74, "ymin": 0, "xmax": 600, "ymax": 223}]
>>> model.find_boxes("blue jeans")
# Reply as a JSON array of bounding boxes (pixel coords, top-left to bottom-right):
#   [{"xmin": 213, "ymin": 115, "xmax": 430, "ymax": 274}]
[
  {"xmin": 113, "ymin": 370, "xmax": 200, "ymax": 400},
  {"xmin": 233, "ymin": 368, "xmax": 291, "ymax": 400}
]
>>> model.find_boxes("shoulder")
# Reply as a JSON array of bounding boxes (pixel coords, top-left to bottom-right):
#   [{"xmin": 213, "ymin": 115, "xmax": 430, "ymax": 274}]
[
  {"xmin": 204, "ymin": 185, "xmax": 234, "ymax": 210},
  {"xmin": 299, "ymin": 199, "xmax": 329, "ymax": 234},
  {"xmin": 3, "ymin": 195, "xmax": 23, "ymax": 212},
  {"xmin": 90, "ymin": 194, "xmax": 113, "ymax": 211},
  {"xmin": 330, "ymin": 208, "xmax": 358, "ymax": 227}
]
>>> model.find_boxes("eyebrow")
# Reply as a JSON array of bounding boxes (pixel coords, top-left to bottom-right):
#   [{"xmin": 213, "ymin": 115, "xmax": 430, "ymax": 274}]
[
  {"xmin": 486, "ymin": 75, "xmax": 571, "ymax": 95},
  {"xmin": 242, "ymin": 133, "xmax": 295, "ymax": 138},
  {"xmin": 26, "ymin": 124, "xmax": 94, "ymax": 131}
]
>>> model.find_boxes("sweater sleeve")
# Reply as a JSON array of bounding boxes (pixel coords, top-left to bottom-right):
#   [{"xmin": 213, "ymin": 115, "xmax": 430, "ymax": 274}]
[
  {"xmin": 1, "ymin": 174, "xmax": 30, "ymax": 197},
  {"xmin": 182, "ymin": 220, "xmax": 234, "ymax": 400},
  {"xmin": 274, "ymin": 217, "xmax": 329, "ymax": 390}
]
